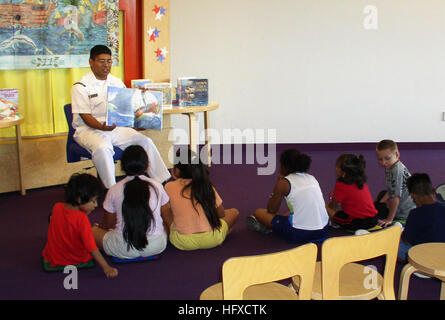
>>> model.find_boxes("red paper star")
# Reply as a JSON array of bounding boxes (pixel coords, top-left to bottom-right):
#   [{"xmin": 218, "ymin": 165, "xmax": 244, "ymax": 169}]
[
  {"xmin": 153, "ymin": 5, "xmax": 161, "ymax": 14},
  {"xmin": 155, "ymin": 48, "xmax": 162, "ymax": 56}
]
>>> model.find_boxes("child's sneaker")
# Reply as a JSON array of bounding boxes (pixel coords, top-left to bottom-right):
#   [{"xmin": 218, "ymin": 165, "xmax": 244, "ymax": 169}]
[
  {"xmin": 413, "ymin": 271, "xmax": 431, "ymax": 279},
  {"xmin": 392, "ymin": 221, "xmax": 404, "ymax": 231},
  {"xmin": 246, "ymin": 215, "xmax": 272, "ymax": 234},
  {"xmin": 329, "ymin": 220, "xmax": 341, "ymax": 229},
  {"xmin": 354, "ymin": 229, "xmax": 371, "ymax": 236}
]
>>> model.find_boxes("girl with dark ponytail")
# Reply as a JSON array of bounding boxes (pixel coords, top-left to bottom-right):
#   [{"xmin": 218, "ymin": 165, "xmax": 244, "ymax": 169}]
[
  {"xmin": 326, "ymin": 153, "xmax": 385, "ymax": 232},
  {"xmin": 92, "ymin": 145, "xmax": 169, "ymax": 259},
  {"xmin": 163, "ymin": 148, "xmax": 239, "ymax": 250}
]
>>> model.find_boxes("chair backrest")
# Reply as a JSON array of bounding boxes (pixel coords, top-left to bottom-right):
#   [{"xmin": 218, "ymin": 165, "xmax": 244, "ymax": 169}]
[
  {"xmin": 63, "ymin": 103, "xmax": 90, "ymax": 162},
  {"xmin": 221, "ymin": 243, "xmax": 317, "ymax": 300},
  {"xmin": 63, "ymin": 103, "xmax": 76, "ymax": 145},
  {"xmin": 321, "ymin": 225, "xmax": 402, "ymax": 300}
]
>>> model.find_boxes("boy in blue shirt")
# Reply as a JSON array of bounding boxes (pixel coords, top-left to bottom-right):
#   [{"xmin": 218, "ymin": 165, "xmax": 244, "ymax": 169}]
[{"xmin": 398, "ymin": 173, "xmax": 445, "ymax": 261}]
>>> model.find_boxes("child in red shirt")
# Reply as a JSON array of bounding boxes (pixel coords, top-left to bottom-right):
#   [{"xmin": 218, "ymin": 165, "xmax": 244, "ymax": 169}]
[
  {"xmin": 42, "ymin": 173, "xmax": 118, "ymax": 278},
  {"xmin": 326, "ymin": 154, "xmax": 383, "ymax": 231}
]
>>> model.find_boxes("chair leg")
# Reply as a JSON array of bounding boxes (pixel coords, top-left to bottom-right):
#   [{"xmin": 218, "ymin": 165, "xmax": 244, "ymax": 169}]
[
  {"xmin": 398, "ymin": 263, "xmax": 416, "ymax": 300},
  {"xmin": 440, "ymin": 282, "xmax": 445, "ymax": 300}
]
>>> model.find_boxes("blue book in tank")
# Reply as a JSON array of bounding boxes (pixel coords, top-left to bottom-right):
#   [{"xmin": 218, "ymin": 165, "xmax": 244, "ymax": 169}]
[
  {"xmin": 177, "ymin": 77, "xmax": 208, "ymax": 107},
  {"xmin": 106, "ymin": 86, "xmax": 163, "ymax": 130}
]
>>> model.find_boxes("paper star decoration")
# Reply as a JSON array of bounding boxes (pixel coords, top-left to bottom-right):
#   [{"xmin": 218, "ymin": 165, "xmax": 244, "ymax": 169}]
[
  {"xmin": 157, "ymin": 55, "xmax": 165, "ymax": 62},
  {"xmin": 155, "ymin": 47, "xmax": 168, "ymax": 63},
  {"xmin": 153, "ymin": 5, "xmax": 167, "ymax": 20},
  {"xmin": 147, "ymin": 27, "xmax": 160, "ymax": 42}
]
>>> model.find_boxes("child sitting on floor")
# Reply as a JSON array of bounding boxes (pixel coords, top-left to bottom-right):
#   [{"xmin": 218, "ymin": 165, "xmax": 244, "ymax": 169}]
[
  {"xmin": 92, "ymin": 145, "xmax": 169, "ymax": 260},
  {"xmin": 42, "ymin": 173, "xmax": 118, "ymax": 278},
  {"xmin": 398, "ymin": 173, "xmax": 445, "ymax": 261},
  {"xmin": 375, "ymin": 139, "xmax": 415, "ymax": 227},
  {"xmin": 326, "ymin": 153, "xmax": 384, "ymax": 232},
  {"xmin": 246, "ymin": 149, "xmax": 329, "ymax": 243},
  {"xmin": 163, "ymin": 148, "xmax": 239, "ymax": 250}
]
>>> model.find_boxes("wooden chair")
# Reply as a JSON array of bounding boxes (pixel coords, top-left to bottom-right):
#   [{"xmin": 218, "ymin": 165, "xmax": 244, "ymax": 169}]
[
  {"xmin": 398, "ymin": 242, "xmax": 445, "ymax": 300},
  {"xmin": 200, "ymin": 243, "xmax": 318, "ymax": 300},
  {"xmin": 291, "ymin": 225, "xmax": 402, "ymax": 300}
]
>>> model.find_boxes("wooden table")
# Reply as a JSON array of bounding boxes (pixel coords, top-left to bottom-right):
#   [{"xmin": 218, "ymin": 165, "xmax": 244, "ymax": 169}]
[
  {"xmin": 398, "ymin": 242, "xmax": 445, "ymax": 300},
  {"xmin": 0, "ymin": 116, "xmax": 25, "ymax": 195},
  {"xmin": 164, "ymin": 102, "xmax": 219, "ymax": 165}
]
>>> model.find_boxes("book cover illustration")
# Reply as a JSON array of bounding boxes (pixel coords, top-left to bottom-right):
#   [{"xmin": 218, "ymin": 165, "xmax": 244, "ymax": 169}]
[
  {"xmin": 144, "ymin": 82, "xmax": 172, "ymax": 109},
  {"xmin": 178, "ymin": 78, "xmax": 208, "ymax": 107},
  {"xmin": 106, "ymin": 86, "xmax": 163, "ymax": 130},
  {"xmin": 131, "ymin": 79, "xmax": 152, "ymax": 89},
  {"xmin": 0, "ymin": 88, "xmax": 19, "ymax": 120}
]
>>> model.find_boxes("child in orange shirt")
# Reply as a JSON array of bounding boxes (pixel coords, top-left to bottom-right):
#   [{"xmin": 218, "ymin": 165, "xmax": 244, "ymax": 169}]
[
  {"xmin": 163, "ymin": 149, "xmax": 239, "ymax": 250},
  {"xmin": 42, "ymin": 173, "xmax": 118, "ymax": 278}
]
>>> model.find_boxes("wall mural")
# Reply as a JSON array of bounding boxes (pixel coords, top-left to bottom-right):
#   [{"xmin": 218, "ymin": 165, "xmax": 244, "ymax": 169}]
[{"xmin": 0, "ymin": 0, "xmax": 119, "ymax": 70}]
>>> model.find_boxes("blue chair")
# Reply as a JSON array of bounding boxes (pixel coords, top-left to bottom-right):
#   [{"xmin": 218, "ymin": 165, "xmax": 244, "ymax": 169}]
[{"xmin": 63, "ymin": 103, "xmax": 123, "ymax": 163}]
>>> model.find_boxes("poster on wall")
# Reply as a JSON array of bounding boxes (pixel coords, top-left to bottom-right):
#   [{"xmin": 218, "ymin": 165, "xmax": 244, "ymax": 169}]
[{"xmin": 0, "ymin": 0, "xmax": 119, "ymax": 70}]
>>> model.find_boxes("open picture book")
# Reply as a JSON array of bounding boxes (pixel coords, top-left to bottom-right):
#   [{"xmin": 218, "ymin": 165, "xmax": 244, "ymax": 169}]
[{"xmin": 106, "ymin": 86, "xmax": 163, "ymax": 130}]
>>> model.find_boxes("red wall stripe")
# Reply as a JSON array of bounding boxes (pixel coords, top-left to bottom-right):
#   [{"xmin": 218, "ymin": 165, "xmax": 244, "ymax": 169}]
[{"xmin": 119, "ymin": 0, "xmax": 142, "ymax": 87}]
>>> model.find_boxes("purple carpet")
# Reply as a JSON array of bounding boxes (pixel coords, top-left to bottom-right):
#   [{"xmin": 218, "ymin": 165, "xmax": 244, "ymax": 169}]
[{"xmin": 0, "ymin": 143, "xmax": 444, "ymax": 300}]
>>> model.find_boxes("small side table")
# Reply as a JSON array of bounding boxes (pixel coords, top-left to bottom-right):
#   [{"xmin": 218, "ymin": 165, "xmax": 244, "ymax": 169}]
[
  {"xmin": 164, "ymin": 103, "xmax": 219, "ymax": 166},
  {"xmin": 0, "ymin": 116, "xmax": 25, "ymax": 195},
  {"xmin": 398, "ymin": 242, "xmax": 445, "ymax": 300}
]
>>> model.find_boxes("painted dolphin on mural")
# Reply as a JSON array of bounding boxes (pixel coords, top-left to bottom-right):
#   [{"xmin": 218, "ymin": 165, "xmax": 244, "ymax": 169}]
[{"xmin": 0, "ymin": 30, "xmax": 38, "ymax": 54}]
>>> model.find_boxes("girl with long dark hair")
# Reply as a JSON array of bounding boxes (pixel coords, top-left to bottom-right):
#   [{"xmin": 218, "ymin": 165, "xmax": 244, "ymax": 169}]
[
  {"xmin": 92, "ymin": 145, "xmax": 169, "ymax": 259},
  {"xmin": 163, "ymin": 149, "xmax": 239, "ymax": 250}
]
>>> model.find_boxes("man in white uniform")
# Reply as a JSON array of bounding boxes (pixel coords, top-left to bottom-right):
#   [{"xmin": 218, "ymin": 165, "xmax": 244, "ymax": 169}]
[{"xmin": 70, "ymin": 45, "xmax": 171, "ymax": 188}]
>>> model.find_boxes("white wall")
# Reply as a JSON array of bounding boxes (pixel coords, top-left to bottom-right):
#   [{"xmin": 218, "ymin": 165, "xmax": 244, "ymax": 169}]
[{"xmin": 170, "ymin": 0, "xmax": 445, "ymax": 144}]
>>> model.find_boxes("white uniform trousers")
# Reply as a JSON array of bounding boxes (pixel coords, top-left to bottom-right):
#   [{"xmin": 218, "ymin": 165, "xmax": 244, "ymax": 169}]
[{"xmin": 74, "ymin": 126, "xmax": 171, "ymax": 188}]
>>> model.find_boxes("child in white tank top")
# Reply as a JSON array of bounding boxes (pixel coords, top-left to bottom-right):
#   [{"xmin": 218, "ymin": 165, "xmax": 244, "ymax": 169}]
[{"xmin": 246, "ymin": 149, "xmax": 329, "ymax": 243}]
